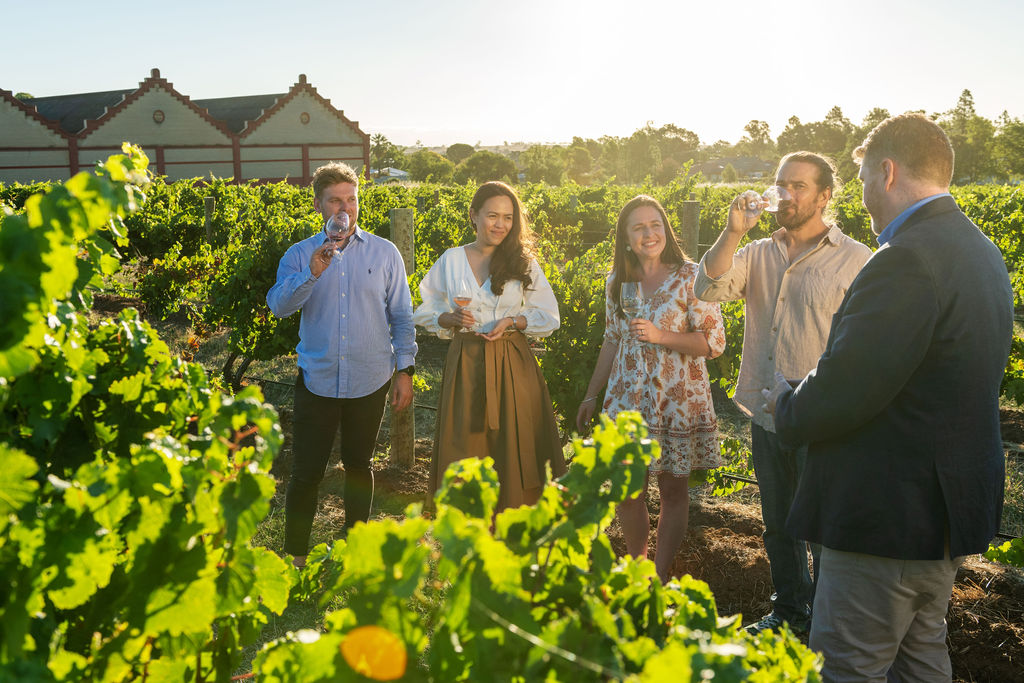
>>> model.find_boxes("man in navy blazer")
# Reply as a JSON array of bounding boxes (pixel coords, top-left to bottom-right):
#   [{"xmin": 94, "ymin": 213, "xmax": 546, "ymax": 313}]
[{"xmin": 764, "ymin": 113, "xmax": 1013, "ymax": 682}]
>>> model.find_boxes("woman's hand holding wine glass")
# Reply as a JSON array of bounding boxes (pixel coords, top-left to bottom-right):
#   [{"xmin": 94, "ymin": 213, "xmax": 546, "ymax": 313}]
[
  {"xmin": 440, "ymin": 283, "xmax": 475, "ymax": 331},
  {"xmin": 622, "ymin": 281, "xmax": 661, "ymax": 345}
]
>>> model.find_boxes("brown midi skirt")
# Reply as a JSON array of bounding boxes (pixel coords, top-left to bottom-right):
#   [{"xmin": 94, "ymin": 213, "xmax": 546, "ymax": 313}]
[{"xmin": 430, "ymin": 330, "xmax": 566, "ymax": 510}]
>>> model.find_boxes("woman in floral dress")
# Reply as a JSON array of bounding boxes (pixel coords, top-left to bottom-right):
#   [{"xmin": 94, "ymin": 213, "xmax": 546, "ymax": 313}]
[{"xmin": 577, "ymin": 195, "xmax": 726, "ymax": 582}]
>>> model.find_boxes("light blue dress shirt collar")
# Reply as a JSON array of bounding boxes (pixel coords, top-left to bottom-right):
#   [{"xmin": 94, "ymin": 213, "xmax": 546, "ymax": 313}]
[{"xmin": 876, "ymin": 193, "xmax": 952, "ymax": 246}]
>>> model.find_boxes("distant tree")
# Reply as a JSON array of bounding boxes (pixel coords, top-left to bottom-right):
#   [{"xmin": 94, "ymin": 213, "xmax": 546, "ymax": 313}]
[
  {"xmin": 837, "ymin": 108, "xmax": 892, "ymax": 181},
  {"xmin": 408, "ymin": 149, "xmax": 455, "ymax": 183},
  {"xmin": 777, "ymin": 116, "xmax": 812, "ymax": 155},
  {"xmin": 721, "ymin": 163, "xmax": 739, "ymax": 183},
  {"xmin": 995, "ymin": 112, "xmax": 1024, "ymax": 178},
  {"xmin": 520, "ymin": 145, "xmax": 565, "ymax": 184},
  {"xmin": 813, "ymin": 106, "xmax": 854, "ymax": 160},
  {"xmin": 455, "ymin": 150, "xmax": 517, "ymax": 184},
  {"xmin": 737, "ymin": 120, "xmax": 775, "ymax": 159},
  {"xmin": 624, "ymin": 126, "xmax": 661, "ymax": 183},
  {"xmin": 704, "ymin": 139, "xmax": 736, "ymax": 159},
  {"xmin": 370, "ymin": 133, "xmax": 407, "ymax": 172},
  {"xmin": 565, "ymin": 143, "xmax": 593, "ymax": 184},
  {"xmin": 445, "ymin": 143, "xmax": 475, "ymax": 164},
  {"xmin": 937, "ymin": 90, "xmax": 998, "ymax": 182},
  {"xmin": 860, "ymin": 107, "xmax": 891, "ymax": 134},
  {"xmin": 14, "ymin": 92, "xmax": 33, "ymax": 100}
]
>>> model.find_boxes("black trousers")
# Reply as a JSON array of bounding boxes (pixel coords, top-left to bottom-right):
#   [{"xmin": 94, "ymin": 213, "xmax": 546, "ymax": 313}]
[{"xmin": 283, "ymin": 372, "xmax": 391, "ymax": 556}]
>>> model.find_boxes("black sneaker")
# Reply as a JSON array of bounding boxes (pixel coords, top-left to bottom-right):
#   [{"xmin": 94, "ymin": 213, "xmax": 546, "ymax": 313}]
[{"xmin": 744, "ymin": 612, "xmax": 808, "ymax": 636}]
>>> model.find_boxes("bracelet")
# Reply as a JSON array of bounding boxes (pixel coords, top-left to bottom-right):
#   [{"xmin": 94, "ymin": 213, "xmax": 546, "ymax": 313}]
[{"xmin": 581, "ymin": 396, "xmax": 598, "ymax": 403}]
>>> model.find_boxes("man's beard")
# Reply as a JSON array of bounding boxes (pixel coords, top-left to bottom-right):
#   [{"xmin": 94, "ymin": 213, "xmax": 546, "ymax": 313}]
[{"xmin": 775, "ymin": 203, "xmax": 818, "ymax": 231}]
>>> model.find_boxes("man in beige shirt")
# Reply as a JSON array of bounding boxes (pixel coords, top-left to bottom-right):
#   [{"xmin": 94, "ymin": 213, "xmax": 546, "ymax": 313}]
[{"xmin": 694, "ymin": 151, "xmax": 872, "ymax": 635}]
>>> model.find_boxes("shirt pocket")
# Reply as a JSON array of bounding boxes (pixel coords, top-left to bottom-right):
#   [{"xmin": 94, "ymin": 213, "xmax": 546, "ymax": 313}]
[{"xmin": 800, "ymin": 268, "xmax": 848, "ymax": 314}]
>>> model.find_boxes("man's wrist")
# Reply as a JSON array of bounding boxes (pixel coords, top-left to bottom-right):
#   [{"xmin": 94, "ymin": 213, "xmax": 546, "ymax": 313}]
[{"xmin": 397, "ymin": 365, "xmax": 415, "ymax": 377}]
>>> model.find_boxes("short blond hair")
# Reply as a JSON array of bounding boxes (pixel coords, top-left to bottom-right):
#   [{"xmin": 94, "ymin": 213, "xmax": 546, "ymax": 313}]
[
  {"xmin": 854, "ymin": 113, "xmax": 954, "ymax": 187},
  {"xmin": 312, "ymin": 162, "xmax": 359, "ymax": 200}
]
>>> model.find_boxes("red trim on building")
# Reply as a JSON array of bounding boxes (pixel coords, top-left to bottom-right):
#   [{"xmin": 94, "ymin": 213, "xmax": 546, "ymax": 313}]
[
  {"xmin": 77, "ymin": 68, "xmax": 235, "ymax": 141},
  {"xmin": 2, "ymin": 71, "xmax": 372, "ymax": 184},
  {"xmin": 0, "ymin": 88, "xmax": 69, "ymax": 138}
]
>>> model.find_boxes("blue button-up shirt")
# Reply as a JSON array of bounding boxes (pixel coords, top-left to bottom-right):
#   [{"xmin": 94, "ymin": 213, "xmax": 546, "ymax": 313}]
[
  {"xmin": 876, "ymin": 193, "xmax": 952, "ymax": 246},
  {"xmin": 267, "ymin": 226, "xmax": 417, "ymax": 398}
]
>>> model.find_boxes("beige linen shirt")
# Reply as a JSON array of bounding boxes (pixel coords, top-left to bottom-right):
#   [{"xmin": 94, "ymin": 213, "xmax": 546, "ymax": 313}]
[{"xmin": 694, "ymin": 225, "xmax": 872, "ymax": 431}]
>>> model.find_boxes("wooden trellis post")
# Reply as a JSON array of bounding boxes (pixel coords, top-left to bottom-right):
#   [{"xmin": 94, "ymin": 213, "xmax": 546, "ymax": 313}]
[
  {"xmin": 389, "ymin": 207, "xmax": 416, "ymax": 468},
  {"xmin": 680, "ymin": 192, "xmax": 701, "ymax": 259}
]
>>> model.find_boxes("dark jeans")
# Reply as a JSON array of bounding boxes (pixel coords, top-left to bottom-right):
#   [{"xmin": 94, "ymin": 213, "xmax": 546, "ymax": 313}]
[
  {"xmin": 751, "ymin": 423, "xmax": 821, "ymax": 622},
  {"xmin": 283, "ymin": 373, "xmax": 391, "ymax": 556}
]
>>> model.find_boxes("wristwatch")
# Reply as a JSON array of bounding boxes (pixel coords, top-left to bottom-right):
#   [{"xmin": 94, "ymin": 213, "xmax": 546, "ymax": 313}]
[{"xmin": 397, "ymin": 365, "xmax": 415, "ymax": 377}]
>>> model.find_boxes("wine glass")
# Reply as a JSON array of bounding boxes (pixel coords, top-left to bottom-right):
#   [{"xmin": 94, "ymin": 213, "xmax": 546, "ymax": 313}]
[
  {"xmin": 620, "ymin": 281, "xmax": 643, "ymax": 319},
  {"xmin": 452, "ymin": 282, "xmax": 474, "ymax": 332},
  {"xmin": 748, "ymin": 186, "xmax": 791, "ymax": 214},
  {"xmin": 324, "ymin": 212, "xmax": 351, "ymax": 253}
]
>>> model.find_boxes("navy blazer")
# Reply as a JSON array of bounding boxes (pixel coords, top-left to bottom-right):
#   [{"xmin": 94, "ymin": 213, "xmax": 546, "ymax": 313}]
[{"xmin": 776, "ymin": 196, "xmax": 1013, "ymax": 560}]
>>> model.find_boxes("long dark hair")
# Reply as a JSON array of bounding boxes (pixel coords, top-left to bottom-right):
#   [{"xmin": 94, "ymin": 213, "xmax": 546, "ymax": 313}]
[
  {"xmin": 470, "ymin": 181, "xmax": 536, "ymax": 295},
  {"xmin": 608, "ymin": 195, "xmax": 689, "ymax": 318}
]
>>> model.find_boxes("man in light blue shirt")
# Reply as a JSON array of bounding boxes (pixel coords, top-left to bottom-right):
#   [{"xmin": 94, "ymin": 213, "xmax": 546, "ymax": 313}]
[{"xmin": 268, "ymin": 162, "xmax": 417, "ymax": 567}]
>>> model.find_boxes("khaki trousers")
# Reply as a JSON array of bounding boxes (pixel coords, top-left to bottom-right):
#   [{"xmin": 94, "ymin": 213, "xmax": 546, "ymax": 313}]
[{"xmin": 810, "ymin": 546, "xmax": 963, "ymax": 683}]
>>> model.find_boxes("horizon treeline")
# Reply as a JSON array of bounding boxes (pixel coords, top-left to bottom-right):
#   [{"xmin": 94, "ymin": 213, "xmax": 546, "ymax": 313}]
[{"xmin": 371, "ymin": 89, "xmax": 1024, "ymax": 187}]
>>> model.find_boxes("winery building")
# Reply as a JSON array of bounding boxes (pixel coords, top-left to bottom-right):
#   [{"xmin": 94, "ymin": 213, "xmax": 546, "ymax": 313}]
[{"xmin": 0, "ymin": 69, "xmax": 369, "ymax": 185}]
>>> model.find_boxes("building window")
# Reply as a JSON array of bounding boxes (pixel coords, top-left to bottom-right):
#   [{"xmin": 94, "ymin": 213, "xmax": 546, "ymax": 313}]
[
  {"xmin": 153, "ymin": 110, "xmax": 165, "ymax": 124},
  {"xmin": 300, "ymin": 112, "xmax": 310, "ymax": 125}
]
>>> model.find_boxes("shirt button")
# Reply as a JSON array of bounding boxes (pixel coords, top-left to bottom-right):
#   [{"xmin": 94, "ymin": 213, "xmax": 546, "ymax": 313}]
[
  {"xmin": 773, "ymin": 326, "xmax": 778, "ymax": 331},
  {"xmin": 768, "ymin": 355, "xmax": 773, "ymax": 360},
  {"xmin": 342, "ymin": 293, "xmax": 346, "ymax": 297},
  {"xmin": 341, "ymin": 272, "xmax": 345, "ymax": 276},
  {"xmin": 342, "ymin": 314, "xmax": 346, "ymax": 318},
  {"xmin": 342, "ymin": 336, "xmax": 346, "ymax": 340}
]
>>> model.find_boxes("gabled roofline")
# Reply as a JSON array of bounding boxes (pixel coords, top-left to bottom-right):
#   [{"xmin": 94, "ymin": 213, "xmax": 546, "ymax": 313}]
[
  {"xmin": 0, "ymin": 88, "xmax": 68, "ymax": 139},
  {"xmin": 77, "ymin": 68, "xmax": 235, "ymax": 140},
  {"xmin": 239, "ymin": 74, "xmax": 369, "ymax": 142}
]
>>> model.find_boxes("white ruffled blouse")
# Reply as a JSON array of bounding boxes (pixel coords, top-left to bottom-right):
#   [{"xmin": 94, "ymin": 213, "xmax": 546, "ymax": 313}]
[{"xmin": 413, "ymin": 246, "xmax": 560, "ymax": 339}]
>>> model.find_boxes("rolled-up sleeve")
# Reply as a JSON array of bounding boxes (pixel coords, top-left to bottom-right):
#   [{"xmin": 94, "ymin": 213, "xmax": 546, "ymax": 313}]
[{"xmin": 694, "ymin": 247, "xmax": 750, "ymax": 303}]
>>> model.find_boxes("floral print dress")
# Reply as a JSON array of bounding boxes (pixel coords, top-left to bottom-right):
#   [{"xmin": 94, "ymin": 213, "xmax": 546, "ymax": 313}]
[{"xmin": 603, "ymin": 262, "xmax": 727, "ymax": 476}]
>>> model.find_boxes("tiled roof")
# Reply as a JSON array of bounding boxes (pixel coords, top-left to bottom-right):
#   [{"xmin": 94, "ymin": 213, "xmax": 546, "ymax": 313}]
[
  {"xmin": 28, "ymin": 89, "xmax": 134, "ymax": 134},
  {"xmin": 241, "ymin": 74, "xmax": 367, "ymax": 142},
  {"xmin": 194, "ymin": 94, "xmax": 284, "ymax": 134},
  {"xmin": 6, "ymin": 70, "xmax": 366, "ymax": 145}
]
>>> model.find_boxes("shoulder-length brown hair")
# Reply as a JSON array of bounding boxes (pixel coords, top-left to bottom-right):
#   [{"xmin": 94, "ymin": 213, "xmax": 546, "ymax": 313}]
[
  {"xmin": 608, "ymin": 195, "xmax": 690, "ymax": 318},
  {"xmin": 470, "ymin": 181, "xmax": 536, "ymax": 295}
]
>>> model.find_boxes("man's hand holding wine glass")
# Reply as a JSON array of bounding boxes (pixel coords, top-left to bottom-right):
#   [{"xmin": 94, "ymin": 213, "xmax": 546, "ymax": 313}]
[{"xmin": 310, "ymin": 211, "xmax": 352, "ymax": 278}]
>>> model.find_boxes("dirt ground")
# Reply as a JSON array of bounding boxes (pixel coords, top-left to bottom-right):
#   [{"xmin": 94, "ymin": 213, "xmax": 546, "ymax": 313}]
[{"xmin": 270, "ymin": 406, "xmax": 1024, "ymax": 683}]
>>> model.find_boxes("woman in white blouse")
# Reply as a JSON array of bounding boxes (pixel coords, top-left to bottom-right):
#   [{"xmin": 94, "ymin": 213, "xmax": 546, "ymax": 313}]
[{"xmin": 414, "ymin": 181, "xmax": 566, "ymax": 510}]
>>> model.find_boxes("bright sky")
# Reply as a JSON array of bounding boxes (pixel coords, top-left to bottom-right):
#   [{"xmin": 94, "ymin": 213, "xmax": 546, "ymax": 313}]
[{"xmin": 5, "ymin": 0, "xmax": 1022, "ymax": 147}]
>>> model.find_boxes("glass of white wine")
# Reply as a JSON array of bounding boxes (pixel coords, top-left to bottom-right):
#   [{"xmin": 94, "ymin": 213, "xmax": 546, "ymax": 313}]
[{"xmin": 620, "ymin": 281, "xmax": 643, "ymax": 319}]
